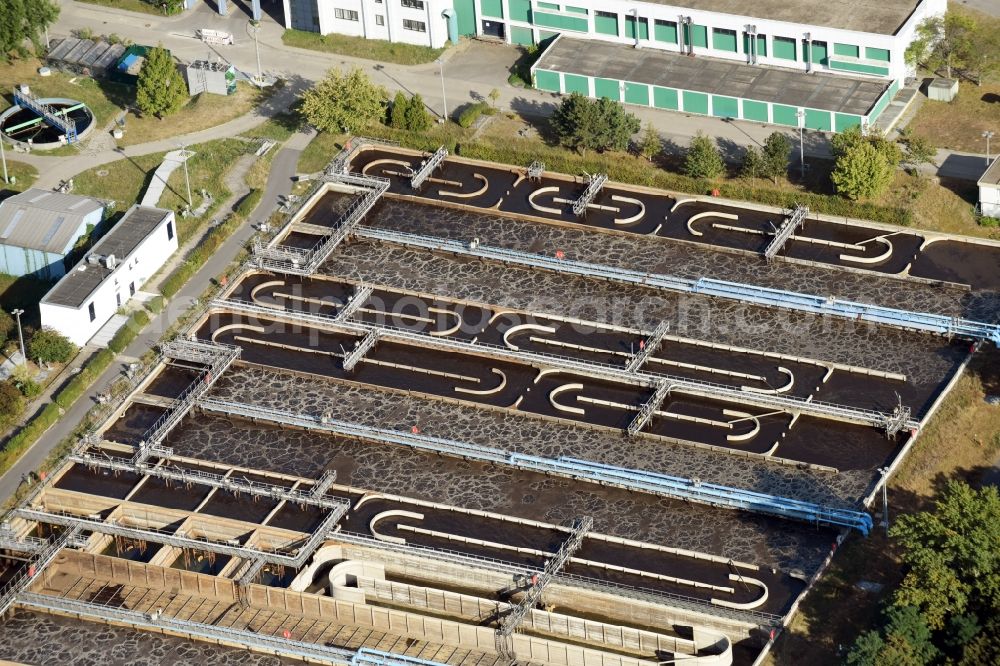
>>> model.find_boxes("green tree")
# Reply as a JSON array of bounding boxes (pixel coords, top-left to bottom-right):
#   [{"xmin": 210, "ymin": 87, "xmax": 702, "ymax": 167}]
[
  {"xmin": 27, "ymin": 328, "xmax": 76, "ymax": 363},
  {"xmin": 301, "ymin": 67, "xmax": 388, "ymax": 133},
  {"xmin": 831, "ymin": 141, "xmax": 895, "ymax": 199},
  {"xmin": 740, "ymin": 146, "xmax": 765, "ymax": 182},
  {"xmin": 0, "ymin": 310, "xmax": 13, "ymax": 345},
  {"xmin": 0, "ymin": 380, "xmax": 24, "ymax": 429},
  {"xmin": 389, "ymin": 91, "xmax": 409, "ymax": 129},
  {"xmin": 0, "ymin": 0, "xmax": 59, "ymax": 62},
  {"xmin": 683, "ymin": 132, "xmax": 724, "ymax": 180},
  {"xmin": 135, "ymin": 45, "xmax": 188, "ymax": 119},
  {"xmin": 550, "ymin": 93, "xmax": 639, "ymax": 154},
  {"xmin": 761, "ymin": 132, "xmax": 792, "ymax": 183},
  {"xmin": 890, "ymin": 481, "xmax": 1000, "ymax": 630},
  {"xmin": 637, "ymin": 122, "xmax": 661, "ymax": 161},
  {"xmin": 905, "ymin": 11, "xmax": 977, "ymax": 79},
  {"xmin": 488, "ymin": 88, "xmax": 500, "ymax": 108},
  {"xmin": 897, "ymin": 128, "xmax": 936, "ymax": 171},
  {"xmin": 404, "ymin": 93, "xmax": 431, "ymax": 132}
]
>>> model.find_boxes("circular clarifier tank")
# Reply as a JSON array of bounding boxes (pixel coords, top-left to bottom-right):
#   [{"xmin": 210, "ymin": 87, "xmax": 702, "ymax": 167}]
[{"xmin": 0, "ymin": 97, "xmax": 95, "ymax": 149}]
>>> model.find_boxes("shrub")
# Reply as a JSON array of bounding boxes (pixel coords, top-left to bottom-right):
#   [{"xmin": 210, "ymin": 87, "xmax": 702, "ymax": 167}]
[
  {"xmin": 389, "ymin": 91, "xmax": 409, "ymax": 129},
  {"xmin": 235, "ymin": 188, "xmax": 263, "ymax": 218},
  {"xmin": 14, "ymin": 377, "xmax": 42, "ymax": 400},
  {"xmin": 0, "ymin": 380, "xmax": 24, "ymax": 428},
  {"xmin": 108, "ymin": 311, "xmax": 150, "ymax": 354},
  {"xmin": 683, "ymin": 132, "xmax": 725, "ymax": 180},
  {"xmin": 457, "ymin": 101, "xmax": 492, "ymax": 128},
  {"xmin": 404, "ymin": 93, "xmax": 432, "ymax": 132},
  {"xmin": 28, "ymin": 329, "xmax": 76, "ymax": 364},
  {"xmin": 145, "ymin": 295, "xmax": 165, "ymax": 314}
]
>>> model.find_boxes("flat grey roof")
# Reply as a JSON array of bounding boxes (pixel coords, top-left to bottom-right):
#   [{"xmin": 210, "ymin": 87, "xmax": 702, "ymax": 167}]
[
  {"xmin": 0, "ymin": 189, "xmax": 103, "ymax": 254},
  {"xmin": 43, "ymin": 206, "xmax": 172, "ymax": 309},
  {"xmin": 980, "ymin": 157, "xmax": 1000, "ymax": 187},
  {"xmin": 643, "ymin": 0, "xmax": 922, "ymax": 35},
  {"xmin": 536, "ymin": 38, "xmax": 889, "ymax": 117}
]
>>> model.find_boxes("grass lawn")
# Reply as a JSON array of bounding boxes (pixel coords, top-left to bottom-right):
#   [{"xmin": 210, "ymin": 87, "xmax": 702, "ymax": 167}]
[
  {"xmin": 767, "ymin": 350, "xmax": 1000, "ymax": 665},
  {"xmin": 282, "ymin": 29, "xmax": 446, "ymax": 66},
  {"xmin": 240, "ymin": 111, "xmax": 303, "ymax": 143},
  {"xmin": 118, "ymin": 83, "xmax": 267, "ymax": 147},
  {"xmin": 908, "ymin": 81, "xmax": 1000, "ymax": 154},
  {"xmin": 0, "ymin": 58, "xmax": 131, "ymax": 131},
  {"xmin": 73, "ymin": 138, "xmax": 254, "ymax": 242},
  {"xmin": 0, "ymin": 161, "xmax": 38, "ymax": 192},
  {"xmin": 75, "ymin": 0, "xmax": 178, "ymax": 15}
]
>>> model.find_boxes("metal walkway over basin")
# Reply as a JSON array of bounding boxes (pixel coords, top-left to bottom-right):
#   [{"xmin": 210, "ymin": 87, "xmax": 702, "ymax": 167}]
[
  {"xmin": 763, "ymin": 206, "xmax": 808, "ymax": 261},
  {"xmin": 12, "ymin": 87, "xmax": 78, "ymax": 143},
  {"xmin": 572, "ymin": 173, "xmax": 608, "ymax": 216},
  {"xmin": 216, "ymin": 297, "xmax": 917, "ymax": 432},
  {"xmin": 410, "ymin": 147, "xmax": 448, "ymax": 190},
  {"xmin": 197, "ymin": 399, "xmax": 872, "ymax": 534},
  {"xmin": 18, "ymin": 593, "xmax": 449, "ymax": 666},
  {"xmin": 355, "ymin": 227, "xmax": 1000, "ymax": 346}
]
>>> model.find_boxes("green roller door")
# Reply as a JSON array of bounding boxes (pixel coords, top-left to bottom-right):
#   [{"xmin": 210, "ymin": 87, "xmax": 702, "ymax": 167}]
[
  {"xmin": 624, "ymin": 82, "xmax": 649, "ymax": 106},
  {"xmin": 742, "ymin": 99, "xmax": 768, "ymax": 122},
  {"xmin": 653, "ymin": 86, "xmax": 678, "ymax": 110},
  {"xmin": 686, "ymin": 24, "xmax": 707, "ymax": 48},
  {"xmin": 625, "ymin": 16, "xmax": 649, "ymax": 40},
  {"xmin": 834, "ymin": 43, "xmax": 859, "ymax": 58},
  {"xmin": 682, "ymin": 90, "xmax": 708, "ymax": 115},
  {"xmin": 772, "ymin": 104, "xmax": 799, "ymax": 127},
  {"xmin": 534, "ymin": 69, "xmax": 561, "ymax": 92},
  {"xmin": 866, "ymin": 47, "xmax": 890, "ymax": 62},
  {"xmin": 835, "ymin": 113, "xmax": 861, "ymax": 132},
  {"xmin": 773, "ymin": 36, "xmax": 796, "ymax": 61},
  {"xmin": 594, "ymin": 78, "xmax": 620, "ymax": 100},
  {"xmin": 480, "ymin": 0, "xmax": 503, "ymax": 19},
  {"xmin": 811, "ymin": 40, "xmax": 828, "ymax": 67},
  {"xmin": 455, "ymin": 0, "xmax": 477, "ymax": 36},
  {"xmin": 712, "ymin": 95, "xmax": 738, "ymax": 118},
  {"xmin": 743, "ymin": 33, "xmax": 766, "ymax": 56},
  {"xmin": 595, "ymin": 11, "xmax": 618, "ymax": 36},
  {"xmin": 654, "ymin": 19, "xmax": 677, "ymax": 44},
  {"xmin": 565, "ymin": 5, "xmax": 587, "ymax": 14},
  {"xmin": 804, "ymin": 109, "xmax": 831, "ymax": 131},
  {"xmin": 712, "ymin": 28, "xmax": 737, "ymax": 52},
  {"xmin": 508, "ymin": 0, "xmax": 530, "ymax": 22},
  {"xmin": 563, "ymin": 73, "xmax": 589, "ymax": 95},
  {"xmin": 510, "ymin": 26, "xmax": 533, "ymax": 45}
]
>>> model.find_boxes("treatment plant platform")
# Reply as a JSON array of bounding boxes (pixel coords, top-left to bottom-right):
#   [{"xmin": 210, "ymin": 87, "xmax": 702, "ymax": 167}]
[{"xmin": 1, "ymin": 139, "xmax": 998, "ymax": 666}]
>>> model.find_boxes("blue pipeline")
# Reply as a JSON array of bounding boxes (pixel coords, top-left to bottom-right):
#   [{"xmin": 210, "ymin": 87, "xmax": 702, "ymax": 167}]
[{"xmin": 510, "ymin": 454, "xmax": 874, "ymax": 536}]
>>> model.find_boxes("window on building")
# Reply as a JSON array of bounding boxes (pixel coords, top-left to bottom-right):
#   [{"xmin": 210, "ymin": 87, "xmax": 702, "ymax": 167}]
[
  {"xmin": 564, "ymin": 5, "xmax": 587, "ymax": 14},
  {"xmin": 375, "ymin": 0, "xmax": 382, "ymax": 3},
  {"xmin": 375, "ymin": 14, "xmax": 385, "ymax": 25},
  {"xmin": 116, "ymin": 292, "xmax": 121, "ymax": 308},
  {"xmin": 166, "ymin": 221, "xmax": 173, "ymax": 241},
  {"xmin": 594, "ymin": 10, "xmax": 618, "ymax": 36},
  {"xmin": 403, "ymin": 18, "xmax": 426, "ymax": 31},
  {"xmin": 401, "ymin": 0, "xmax": 424, "ymax": 9},
  {"xmin": 773, "ymin": 36, "xmax": 797, "ymax": 61},
  {"xmin": 625, "ymin": 15, "xmax": 648, "ymax": 40},
  {"xmin": 88, "ymin": 302, "xmax": 96, "ymax": 322},
  {"xmin": 537, "ymin": 1, "xmax": 559, "ymax": 9},
  {"xmin": 865, "ymin": 47, "xmax": 890, "ymax": 62},
  {"xmin": 834, "ymin": 42, "xmax": 860, "ymax": 58},
  {"xmin": 129, "ymin": 281, "xmax": 135, "ymax": 296},
  {"xmin": 654, "ymin": 19, "xmax": 678, "ymax": 44},
  {"xmin": 712, "ymin": 27, "xmax": 737, "ymax": 52},
  {"xmin": 335, "ymin": 8, "xmax": 359, "ymax": 20}
]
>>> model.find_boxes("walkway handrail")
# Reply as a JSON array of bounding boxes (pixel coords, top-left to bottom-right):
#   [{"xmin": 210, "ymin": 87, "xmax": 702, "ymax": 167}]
[
  {"xmin": 355, "ymin": 226, "xmax": 1000, "ymax": 346},
  {"xmin": 215, "ymin": 297, "xmax": 917, "ymax": 431}
]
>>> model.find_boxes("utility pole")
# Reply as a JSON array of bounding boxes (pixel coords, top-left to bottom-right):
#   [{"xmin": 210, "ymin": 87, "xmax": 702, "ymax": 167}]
[
  {"xmin": 983, "ymin": 130, "xmax": 995, "ymax": 166},
  {"xmin": 796, "ymin": 109, "xmax": 806, "ymax": 179},
  {"xmin": 12, "ymin": 309, "xmax": 25, "ymax": 366},
  {"xmin": 437, "ymin": 57, "xmax": 448, "ymax": 121}
]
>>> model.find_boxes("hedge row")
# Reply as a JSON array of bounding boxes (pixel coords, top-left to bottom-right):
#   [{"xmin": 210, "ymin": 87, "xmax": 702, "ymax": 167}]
[
  {"xmin": 235, "ymin": 188, "xmax": 264, "ymax": 218},
  {"xmin": 161, "ymin": 213, "xmax": 244, "ymax": 299},
  {"xmin": 108, "ymin": 310, "xmax": 151, "ymax": 354},
  {"xmin": 456, "ymin": 139, "xmax": 913, "ymax": 227}
]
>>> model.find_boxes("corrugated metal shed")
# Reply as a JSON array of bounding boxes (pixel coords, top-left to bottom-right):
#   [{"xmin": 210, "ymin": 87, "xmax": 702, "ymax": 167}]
[{"xmin": 0, "ymin": 189, "xmax": 104, "ymax": 254}]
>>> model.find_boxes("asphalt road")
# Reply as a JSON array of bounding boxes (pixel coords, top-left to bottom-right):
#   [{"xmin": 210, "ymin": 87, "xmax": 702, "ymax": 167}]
[{"xmin": 0, "ymin": 126, "xmax": 313, "ymax": 504}]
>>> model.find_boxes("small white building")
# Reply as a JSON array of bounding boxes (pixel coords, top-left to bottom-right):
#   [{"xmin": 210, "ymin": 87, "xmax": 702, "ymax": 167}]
[
  {"xmin": 979, "ymin": 157, "xmax": 1000, "ymax": 219},
  {"xmin": 40, "ymin": 205, "xmax": 177, "ymax": 346},
  {"xmin": 284, "ymin": 0, "xmax": 454, "ymax": 48},
  {"xmin": 0, "ymin": 189, "xmax": 104, "ymax": 279}
]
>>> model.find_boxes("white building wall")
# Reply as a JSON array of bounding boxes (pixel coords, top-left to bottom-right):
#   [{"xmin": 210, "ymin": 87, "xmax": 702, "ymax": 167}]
[
  {"xmin": 40, "ymin": 211, "xmax": 178, "ymax": 347},
  {"xmin": 315, "ymin": 0, "xmax": 451, "ymax": 47},
  {"xmin": 980, "ymin": 184, "xmax": 1000, "ymax": 219}
]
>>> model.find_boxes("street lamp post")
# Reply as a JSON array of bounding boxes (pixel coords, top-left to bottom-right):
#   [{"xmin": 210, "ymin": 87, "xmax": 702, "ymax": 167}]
[
  {"xmin": 1, "ymin": 133, "xmax": 8, "ymax": 185},
  {"xmin": 437, "ymin": 57, "xmax": 448, "ymax": 121},
  {"xmin": 878, "ymin": 466, "xmax": 890, "ymax": 537},
  {"xmin": 12, "ymin": 308, "xmax": 25, "ymax": 366},
  {"xmin": 796, "ymin": 109, "xmax": 806, "ymax": 179},
  {"xmin": 247, "ymin": 20, "xmax": 263, "ymax": 85},
  {"xmin": 178, "ymin": 142, "xmax": 193, "ymax": 210},
  {"xmin": 983, "ymin": 130, "xmax": 995, "ymax": 166}
]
